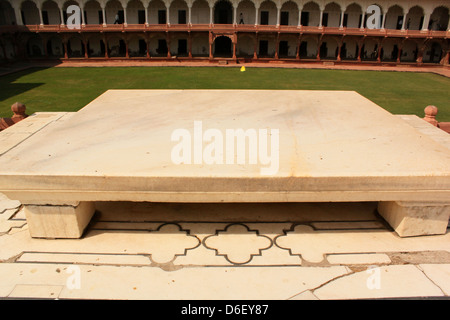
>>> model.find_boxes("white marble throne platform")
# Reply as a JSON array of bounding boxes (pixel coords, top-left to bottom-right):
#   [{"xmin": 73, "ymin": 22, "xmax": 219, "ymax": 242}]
[{"xmin": 0, "ymin": 90, "xmax": 448, "ymax": 238}]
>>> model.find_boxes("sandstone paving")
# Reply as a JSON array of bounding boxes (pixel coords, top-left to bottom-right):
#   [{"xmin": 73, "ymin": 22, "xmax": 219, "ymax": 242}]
[
  {"xmin": 0, "ymin": 195, "xmax": 449, "ymax": 299},
  {"xmin": 0, "ymin": 101, "xmax": 449, "ymax": 299},
  {"xmin": 326, "ymin": 253, "xmax": 392, "ymax": 265},
  {"xmin": 0, "ymin": 263, "xmax": 351, "ymax": 300},
  {"xmin": 289, "ymin": 290, "xmax": 319, "ymax": 300},
  {"xmin": 396, "ymin": 115, "xmax": 450, "ymax": 150},
  {"xmin": 0, "ymin": 193, "xmax": 20, "ymax": 214},
  {"xmin": 0, "ymin": 112, "xmax": 73, "ymax": 156},
  {"xmin": 18, "ymin": 252, "xmax": 152, "ymax": 266},
  {"xmin": 418, "ymin": 264, "xmax": 450, "ymax": 296},
  {"xmin": 274, "ymin": 225, "xmax": 450, "ymax": 263},
  {"xmin": 8, "ymin": 284, "xmax": 64, "ymax": 299},
  {"xmin": 313, "ymin": 265, "xmax": 445, "ymax": 300}
]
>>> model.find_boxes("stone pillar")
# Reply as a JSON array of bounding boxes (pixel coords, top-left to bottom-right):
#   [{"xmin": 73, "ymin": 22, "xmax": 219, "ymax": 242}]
[
  {"xmin": 423, "ymin": 105, "xmax": 439, "ymax": 126},
  {"xmin": 84, "ymin": 39, "xmax": 89, "ymax": 58},
  {"xmin": 232, "ymin": 36, "xmax": 236, "ymax": 59},
  {"xmin": 401, "ymin": 13, "xmax": 407, "ymax": 30},
  {"xmin": 81, "ymin": 4, "xmax": 86, "ymax": 26},
  {"xmin": 43, "ymin": 37, "xmax": 49, "ymax": 56},
  {"xmin": 188, "ymin": 4, "xmax": 192, "ymax": 25},
  {"xmin": 416, "ymin": 41, "xmax": 425, "ymax": 64},
  {"xmin": 337, "ymin": 41, "xmax": 342, "ymax": 61},
  {"xmin": 188, "ymin": 32, "xmax": 192, "ymax": 57},
  {"xmin": 103, "ymin": 37, "xmax": 109, "ymax": 58},
  {"xmin": 233, "ymin": 4, "xmax": 237, "ymax": 25},
  {"xmin": 275, "ymin": 34, "xmax": 279, "ymax": 59},
  {"xmin": 298, "ymin": 8, "xmax": 302, "ymax": 27},
  {"xmin": 12, "ymin": 38, "xmax": 23, "ymax": 59},
  {"xmin": 254, "ymin": 4, "xmax": 259, "ymax": 25},
  {"xmin": 23, "ymin": 201, "xmax": 95, "ymax": 239},
  {"xmin": 209, "ymin": 4, "xmax": 213, "ymax": 25},
  {"xmin": 166, "ymin": 5, "xmax": 170, "ymax": 25},
  {"xmin": 319, "ymin": 8, "xmax": 324, "ymax": 28},
  {"xmin": 60, "ymin": 6, "xmax": 65, "ymax": 25},
  {"xmin": 102, "ymin": 6, "xmax": 107, "ymax": 26},
  {"xmin": 295, "ymin": 35, "xmax": 301, "ymax": 59},
  {"xmin": 166, "ymin": 33, "xmax": 171, "ymax": 58},
  {"xmin": 377, "ymin": 40, "xmax": 383, "ymax": 62},
  {"xmin": 339, "ymin": 10, "xmax": 344, "ymax": 29},
  {"xmin": 381, "ymin": 13, "xmax": 386, "ymax": 30},
  {"xmin": 416, "ymin": 50, "xmax": 423, "ymax": 64},
  {"xmin": 123, "ymin": 6, "xmax": 128, "ymax": 26},
  {"xmin": 421, "ymin": 12, "xmax": 431, "ymax": 31},
  {"xmin": 145, "ymin": 6, "xmax": 149, "ymax": 25},
  {"xmin": 253, "ymin": 33, "xmax": 258, "ymax": 59},
  {"xmin": 276, "ymin": 5, "xmax": 281, "ymax": 26},
  {"xmin": 397, "ymin": 44, "xmax": 402, "ymax": 63},
  {"xmin": 63, "ymin": 41, "xmax": 69, "ymax": 59},
  {"xmin": 378, "ymin": 201, "xmax": 450, "ymax": 237},
  {"xmin": 316, "ymin": 36, "xmax": 322, "ymax": 60},
  {"xmin": 209, "ymin": 32, "xmax": 213, "ymax": 59},
  {"xmin": 440, "ymin": 50, "xmax": 450, "ymax": 65},
  {"xmin": 360, "ymin": 10, "xmax": 365, "ymax": 29},
  {"xmin": 38, "ymin": 6, "xmax": 44, "ymax": 26},
  {"xmin": 11, "ymin": 3, "xmax": 23, "ymax": 26},
  {"xmin": 357, "ymin": 40, "xmax": 363, "ymax": 61}
]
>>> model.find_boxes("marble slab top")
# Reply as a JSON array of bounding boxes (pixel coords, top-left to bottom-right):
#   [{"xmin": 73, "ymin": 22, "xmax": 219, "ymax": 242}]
[{"xmin": 0, "ymin": 90, "xmax": 448, "ymax": 203}]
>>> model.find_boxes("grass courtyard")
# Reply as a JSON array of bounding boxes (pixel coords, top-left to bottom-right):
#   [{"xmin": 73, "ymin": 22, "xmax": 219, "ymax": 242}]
[{"xmin": 0, "ymin": 66, "xmax": 449, "ymax": 121}]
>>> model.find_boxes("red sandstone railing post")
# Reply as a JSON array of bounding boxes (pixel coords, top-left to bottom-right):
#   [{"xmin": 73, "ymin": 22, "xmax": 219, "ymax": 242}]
[
  {"xmin": 423, "ymin": 105, "xmax": 439, "ymax": 126},
  {"xmin": 0, "ymin": 102, "xmax": 29, "ymax": 131},
  {"xmin": 423, "ymin": 106, "xmax": 450, "ymax": 134}
]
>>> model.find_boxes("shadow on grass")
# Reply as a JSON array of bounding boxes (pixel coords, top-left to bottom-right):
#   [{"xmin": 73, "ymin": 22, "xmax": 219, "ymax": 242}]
[
  {"xmin": 0, "ymin": 82, "xmax": 43, "ymax": 102},
  {"xmin": 0, "ymin": 64, "xmax": 57, "ymax": 116}
]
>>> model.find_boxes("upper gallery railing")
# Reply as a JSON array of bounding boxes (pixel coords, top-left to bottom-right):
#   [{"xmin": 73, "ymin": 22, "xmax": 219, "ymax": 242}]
[{"xmin": 0, "ymin": 23, "xmax": 448, "ymax": 38}]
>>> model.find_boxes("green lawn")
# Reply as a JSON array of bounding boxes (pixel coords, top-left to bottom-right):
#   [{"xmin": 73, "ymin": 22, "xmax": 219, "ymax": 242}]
[{"xmin": 1, "ymin": 66, "xmax": 449, "ymax": 121}]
